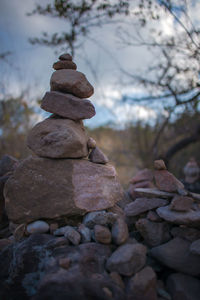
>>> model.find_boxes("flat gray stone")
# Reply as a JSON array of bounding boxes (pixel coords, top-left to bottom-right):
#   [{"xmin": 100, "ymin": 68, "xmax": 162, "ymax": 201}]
[
  {"xmin": 134, "ymin": 188, "xmax": 174, "ymax": 199},
  {"xmin": 26, "ymin": 220, "xmax": 49, "ymax": 234},
  {"xmin": 41, "ymin": 91, "xmax": 95, "ymax": 120}
]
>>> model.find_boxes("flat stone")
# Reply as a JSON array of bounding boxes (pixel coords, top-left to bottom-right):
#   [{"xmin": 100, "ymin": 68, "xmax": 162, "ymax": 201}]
[
  {"xmin": 127, "ymin": 266, "xmax": 157, "ymax": 300},
  {"xmin": 59, "ymin": 53, "xmax": 72, "ymax": 61},
  {"xmin": 106, "ymin": 243, "xmax": 147, "ymax": 276},
  {"xmin": 129, "ymin": 169, "xmax": 154, "ymax": 184},
  {"xmin": 134, "ymin": 188, "xmax": 174, "ymax": 199},
  {"xmin": 41, "ymin": 91, "xmax": 95, "ymax": 120},
  {"xmin": 83, "ymin": 211, "xmax": 117, "ymax": 229},
  {"xmin": 4, "ymin": 157, "xmax": 123, "ymax": 223},
  {"xmin": 78, "ymin": 224, "xmax": 91, "ymax": 243},
  {"xmin": 154, "ymin": 170, "xmax": 184, "ymax": 192},
  {"xmin": 27, "ymin": 118, "xmax": 88, "ymax": 158},
  {"xmin": 111, "ymin": 217, "xmax": 129, "ymax": 245},
  {"xmin": 89, "ymin": 146, "xmax": 109, "ymax": 164},
  {"xmin": 166, "ymin": 273, "xmax": 200, "ymax": 300},
  {"xmin": 136, "ymin": 218, "xmax": 171, "ymax": 247},
  {"xmin": 157, "ymin": 205, "xmax": 200, "ymax": 226},
  {"xmin": 27, "ymin": 220, "xmax": 49, "ymax": 234},
  {"xmin": 63, "ymin": 226, "xmax": 81, "ymax": 245},
  {"xmin": 124, "ymin": 197, "xmax": 168, "ymax": 217},
  {"xmin": 150, "ymin": 237, "xmax": 200, "ymax": 276},
  {"xmin": 87, "ymin": 137, "xmax": 96, "ymax": 149},
  {"xmin": 171, "ymin": 226, "xmax": 200, "ymax": 242},
  {"xmin": 53, "ymin": 60, "xmax": 77, "ymax": 70},
  {"xmin": 50, "ymin": 69, "xmax": 94, "ymax": 98},
  {"xmin": 190, "ymin": 239, "xmax": 200, "ymax": 255},
  {"xmin": 94, "ymin": 225, "xmax": 111, "ymax": 244},
  {"xmin": 169, "ymin": 195, "xmax": 194, "ymax": 212},
  {"xmin": 154, "ymin": 160, "xmax": 167, "ymax": 170}
]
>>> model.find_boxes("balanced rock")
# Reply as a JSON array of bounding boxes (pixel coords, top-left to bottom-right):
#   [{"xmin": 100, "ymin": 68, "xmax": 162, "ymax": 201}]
[
  {"xmin": 59, "ymin": 53, "xmax": 72, "ymax": 61},
  {"xmin": 89, "ymin": 146, "xmax": 109, "ymax": 164},
  {"xmin": 154, "ymin": 159, "xmax": 167, "ymax": 170},
  {"xmin": 41, "ymin": 92, "xmax": 96, "ymax": 120},
  {"xmin": 53, "ymin": 60, "xmax": 77, "ymax": 70},
  {"xmin": 4, "ymin": 156, "xmax": 123, "ymax": 224},
  {"xmin": 87, "ymin": 137, "xmax": 97, "ymax": 149},
  {"xmin": 50, "ymin": 69, "xmax": 94, "ymax": 98},
  {"xmin": 154, "ymin": 170, "xmax": 184, "ymax": 192},
  {"xmin": 27, "ymin": 118, "xmax": 88, "ymax": 158}
]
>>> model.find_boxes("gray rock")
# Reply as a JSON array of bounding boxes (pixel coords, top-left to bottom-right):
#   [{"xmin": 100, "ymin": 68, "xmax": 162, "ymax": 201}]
[
  {"xmin": 157, "ymin": 205, "xmax": 200, "ymax": 226},
  {"xmin": 171, "ymin": 226, "xmax": 200, "ymax": 242},
  {"xmin": 89, "ymin": 147, "xmax": 109, "ymax": 164},
  {"xmin": 111, "ymin": 217, "xmax": 129, "ymax": 245},
  {"xmin": 150, "ymin": 237, "xmax": 200, "ymax": 276},
  {"xmin": 50, "ymin": 69, "xmax": 94, "ymax": 98},
  {"xmin": 134, "ymin": 188, "xmax": 174, "ymax": 199},
  {"xmin": 27, "ymin": 220, "xmax": 49, "ymax": 234},
  {"xmin": 27, "ymin": 118, "xmax": 88, "ymax": 158},
  {"xmin": 78, "ymin": 224, "xmax": 91, "ymax": 243},
  {"xmin": 64, "ymin": 226, "xmax": 81, "ymax": 245},
  {"xmin": 83, "ymin": 211, "xmax": 117, "ymax": 229},
  {"xmin": 125, "ymin": 197, "xmax": 168, "ymax": 217},
  {"xmin": 127, "ymin": 266, "xmax": 157, "ymax": 300},
  {"xmin": 41, "ymin": 91, "xmax": 95, "ymax": 120},
  {"xmin": 106, "ymin": 243, "xmax": 147, "ymax": 276},
  {"xmin": 166, "ymin": 273, "xmax": 200, "ymax": 300},
  {"xmin": 94, "ymin": 225, "xmax": 111, "ymax": 244},
  {"xmin": 190, "ymin": 239, "xmax": 200, "ymax": 255},
  {"xmin": 154, "ymin": 170, "xmax": 184, "ymax": 192},
  {"xmin": 4, "ymin": 157, "xmax": 123, "ymax": 224},
  {"xmin": 136, "ymin": 218, "xmax": 171, "ymax": 247}
]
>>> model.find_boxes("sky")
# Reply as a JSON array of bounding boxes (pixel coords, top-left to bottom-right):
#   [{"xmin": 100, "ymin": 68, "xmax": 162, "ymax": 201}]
[{"xmin": 0, "ymin": 0, "xmax": 200, "ymax": 127}]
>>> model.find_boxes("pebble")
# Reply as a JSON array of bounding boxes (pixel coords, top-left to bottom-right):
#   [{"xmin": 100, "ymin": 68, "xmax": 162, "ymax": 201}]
[
  {"xmin": 64, "ymin": 226, "xmax": 81, "ymax": 245},
  {"xmin": 83, "ymin": 211, "xmax": 117, "ymax": 229},
  {"xmin": 26, "ymin": 220, "xmax": 49, "ymax": 234},
  {"xmin": 78, "ymin": 224, "xmax": 91, "ymax": 243},
  {"xmin": 89, "ymin": 147, "xmax": 109, "ymax": 164},
  {"xmin": 94, "ymin": 224, "xmax": 111, "ymax": 244},
  {"xmin": 87, "ymin": 137, "xmax": 97, "ymax": 149},
  {"xmin": 111, "ymin": 217, "xmax": 129, "ymax": 245}
]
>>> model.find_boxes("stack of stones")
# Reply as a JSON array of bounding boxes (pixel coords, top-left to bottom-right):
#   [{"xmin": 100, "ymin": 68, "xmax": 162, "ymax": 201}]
[{"xmin": 3, "ymin": 54, "xmax": 123, "ymax": 234}]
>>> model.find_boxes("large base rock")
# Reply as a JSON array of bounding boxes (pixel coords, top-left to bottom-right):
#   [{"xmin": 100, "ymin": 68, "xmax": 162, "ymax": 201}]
[{"xmin": 4, "ymin": 156, "xmax": 123, "ymax": 224}]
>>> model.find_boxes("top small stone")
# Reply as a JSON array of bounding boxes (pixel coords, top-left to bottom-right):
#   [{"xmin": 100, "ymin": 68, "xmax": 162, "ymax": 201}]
[
  {"xmin": 154, "ymin": 160, "xmax": 167, "ymax": 170},
  {"xmin": 59, "ymin": 53, "xmax": 72, "ymax": 61}
]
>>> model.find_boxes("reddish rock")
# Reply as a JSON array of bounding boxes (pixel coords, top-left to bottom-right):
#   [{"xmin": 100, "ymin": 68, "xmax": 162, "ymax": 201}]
[
  {"xmin": 154, "ymin": 160, "xmax": 167, "ymax": 170},
  {"xmin": 41, "ymin": 92, "xmax": 96, "ymax": 120},
  {"xmin": 129, "ymin": 169, "xmax": 154, "ymax": 184},
  {"xmin": 147, "ymin": 211, "xmax": 162, "ymax": 222},
  {"xmin": 127, "ymin": 266, "xmax": 157, "ymax": 300},
  {"xmin": 27, "ymin": 118, "xmax": 88, "ymax": 158},
  {"xmin": 89, "ymin": 147, "xmax": 109, "ymax": 164},
  {"xmin": 124, "ymin": 197, "xmax": 168, "ymax": 217},
  {"xmin": 59, "ymin": 257, "xmax": 71, "ymax": 269},
  {"xmin": 136, "ymin": 218, "xmax": 171, "ymax": 247},
  {"xmin": 59, "ymin": 53, "xmax": 72, "ymax": 61},
  {"xmin": 53, "ymin": 60, "xmax": 77, "ymax": 70},
  {"xmin": 50, "ymin": 69, "xmax": 94, "ymax": 98},
  {"xmin": 170, "ymin": 195, "xmax": 194, "ymax": 212},
  {"xmin": 154, "ymin": 170, "xmax": 184, "ymax": 192},
  {"xmin": 4, "ymin": 157, "xmax": 123, "ymax": 223},
  {"xmin": 94, "ymin": 225, "xmax": 111, "ymax": 244}
]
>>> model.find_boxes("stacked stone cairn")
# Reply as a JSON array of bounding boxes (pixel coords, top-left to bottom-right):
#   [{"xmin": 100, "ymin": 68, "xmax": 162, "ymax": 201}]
[{"xmin": 0, "ymin": 56, "xmax": 200, "ymax": 299}]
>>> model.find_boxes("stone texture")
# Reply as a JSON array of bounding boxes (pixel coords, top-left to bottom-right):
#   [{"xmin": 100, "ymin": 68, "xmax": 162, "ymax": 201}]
[
  {"xmin": 166, "ymin": 273, "xmax": 200, "ymax": 300},
  {"xmin": 41, "ymin": 91, "xmax": 96, "ymax": 120},
  {"xmin": 27, "ymin": 221, "xmax": 49, "ymax": 234},
  {"xmin": 89, "ymin": 146, "xmax": 109, "ymax": 164},
  {"xmin": 87, "ymin": 137, "xmax": 96, "ymax": 149},
  {"xmin": 78, "ymin": 224, "xmax": 91, "ymax": 243},
  {"xmin": 83, "ymin": 211, "xmax": 117, "ymax": 229},
  {"xmin": 106, "ymin": 243, "xmax": 147, "ymax": 276},
  {"xmin": 14, "ymin": 223, "xmax": 26, "ymax": 241},
  {"xmin": 157, "ymin": 205, "xmax": 200, "ymax": 226},
  {"xmin": 59, "ymin": 257, "xmax": 71, "ymax": 269},
  {"xmin": 64, "ymin": 226, "xmax": 81, "ymax": 245},
  {"xmin": 150, "ymin": 237, "xmax": 200, "ymax": 276},
  {"xmin": 154, "ymin": 170, "xmax": 184, "ymax": 192},
  {"xmin": 50, "ymin": 69, "xmax": 94, "ymax": 98},
  {"xmin": 124, "ymin": 197, "xmax": 168, "ymax": 217},
  {"xmin": 0, "ymin": 155, "xmax": 18, "ymax": 177},
  {"xmin": 111, "ymin": 217, "xmax": 129, "ymax": 245},
  {"xmin": 27, "ymin": 118, "xmax": 88, "ymax": 158},
  {"xmin": 133, "ymin": 188, "xmax": 174, "ymax": 199},
  {"xmin": 169, "ymin": 195, "xmax": 194, "ymax": 212},
  {"xmin": 0, "ymin": 174, "xmax": 9, "ymax": 224},
  {"xmin": 190, "ymin": 239, "xmax": 200, "ymax": 255},
  {"xmin": 110, "ymin": 272, "xmax": 125, "ymax": 289},
  {"xmin": 171, "ymin": 226, "xmax": 200, "ymax": 242},
  {"xmin": 53, "ymin": 60, "xmax": 77, "ymax": 70},
  {"xmin": 0, "ymin": 238, "xmax": 12, "ymax": 250},
  {"xmin": 94, "ymin": 225, "xmax": 111, "ymax": 244},
  {"xmin": 147, "ymin": 211, "xmax": 162, "ymax": 222},
  {"xmin": 59, "ymin": 53, "xmax": 72, "ymax": 61},
  {"xmin": 136, "ymin": 218, "xmax": 171, "ymax": 247},
  {"xmin": 154, "ymin": 160, "xmax": 167, "ymax": 170},
  {"xmin": 127, "ymin": 266, "xmax": 157, "ymax": 300},
  {"xmin": 4, "ymin": 157, "xmax": 123, "ymax": 223},
  {"xmin": 130, "ymin": 169, "xmax": 154, "ymax": 184}
]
